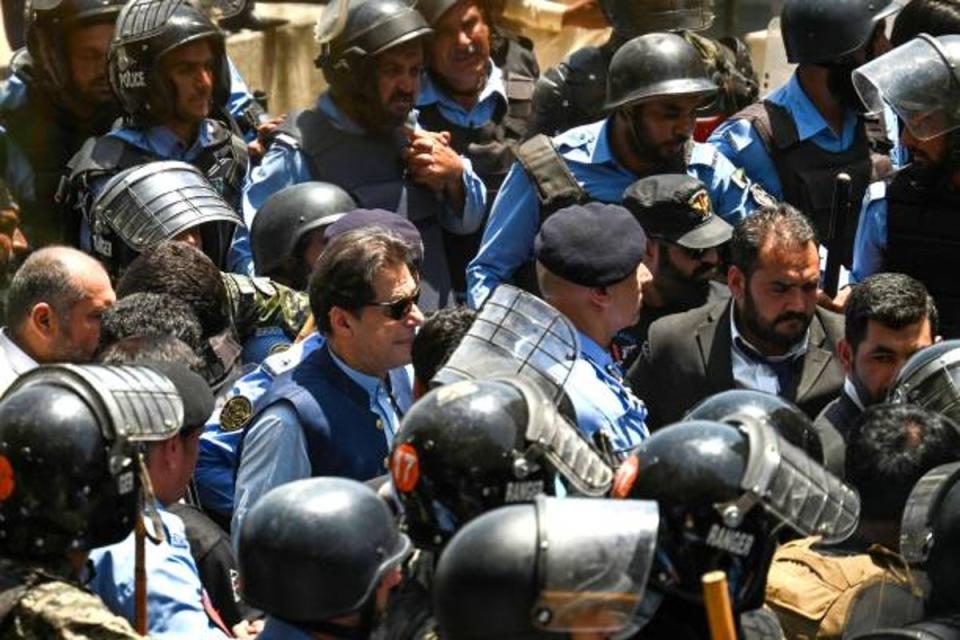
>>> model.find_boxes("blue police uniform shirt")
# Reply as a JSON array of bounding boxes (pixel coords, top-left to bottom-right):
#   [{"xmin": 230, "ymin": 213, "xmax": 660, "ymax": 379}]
[
  {"xmin": 851, "ymin": 181, "xmax": 889, "ymax": 284},
  {"xmin": 258, "ymin": 616, "xmax": 314, "ymax": 640},
  {"xmin": 416, "ymin": 61, "xmax": 506, "ymax": 128},
  {"xmin": 88, "ymin": 504, "xmax": 229, "ymax": 640},
  {"xmin": 565, "ymin": 332, "xmax": 649, "ymax": 457},
  {"xmin": 230, "ymin": 350, "xmax": 414, "ymax": 548},
  {"xmin": 227, "ymin": 91, "xmax": 488, "ymax": 275},
  {"xmin": 226, "ymin": 58, "xmax": 259, "ymax": 143},
  {"xmin": 708, "ymin": 72, "xmax": 861, "ymax": 200},
  {"xmin": 466, "ymin": 117, "xmax": 762, "ymax": 307},
  {"xmin": 195, "ymin": 333, "xmax": 324, "ymax": 516}
]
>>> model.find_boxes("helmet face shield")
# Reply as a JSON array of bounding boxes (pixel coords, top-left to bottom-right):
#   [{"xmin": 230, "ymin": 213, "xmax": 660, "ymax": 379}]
[
  {"xmin": 887, "ymin": 341, "xmax": 960, "ymax": 425},
  {"xmin": 854, "ymin": 35, "xmax": 960, "ymax": 141},
  {"xmin": 900, "ymin": 461, "xmax": 960, "ymax": 565},
  {"xmin": 533, "ymin": 497, "xmax": 659, "ymax": 634}
]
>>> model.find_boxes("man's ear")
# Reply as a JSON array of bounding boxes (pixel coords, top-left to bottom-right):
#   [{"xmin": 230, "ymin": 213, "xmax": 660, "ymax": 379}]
[
  {"xmin": 329, "ymin": 306, "xmax": 355, "ymax": 338},
  {"xmin": 728, "ymin": 265, "xmax": 746, "ymax": 301},
  {"xmin": 837, "ymin": 338, "xmax": 855, "ymax": 377},
  {"xmin": 589, "ymin": 286, "xmax": 612, "ymax": 310},
  {"xmin": 28, "ymin": 302, "xmax": 56, "ymax": 338}
]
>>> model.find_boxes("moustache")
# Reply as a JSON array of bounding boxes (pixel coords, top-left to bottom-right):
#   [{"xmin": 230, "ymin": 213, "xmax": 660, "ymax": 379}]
[{"xmin": 773, "ymin": 312, "xmax": 809, "ymax": 327}]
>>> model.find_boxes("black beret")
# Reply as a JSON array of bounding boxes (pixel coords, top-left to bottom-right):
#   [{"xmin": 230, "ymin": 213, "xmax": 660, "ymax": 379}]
[
  {"xmin": 323, "ymin": 209, "xmax": 424, "ymax": 262},
  {"xmin": 534, "ymin": 202, "xmax": 647, "ymax": 287}
]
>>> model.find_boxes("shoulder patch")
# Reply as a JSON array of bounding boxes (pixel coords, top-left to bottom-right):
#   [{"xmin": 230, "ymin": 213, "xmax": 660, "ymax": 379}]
[
  {"xmin": 750, "ymin": 183, "xmax": 778, "ymax": 208},
  {"xmin": 220, "ymin": 396, "xmax": 254, "ymax": 433},
  {"xmin": 730, "ymin": 168, "xmax": 748, "ymax": 190}
]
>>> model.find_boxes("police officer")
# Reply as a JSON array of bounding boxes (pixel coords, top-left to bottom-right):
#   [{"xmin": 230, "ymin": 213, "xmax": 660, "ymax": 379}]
[
  {"xmin": 433, "ymin": 496, "xmax": 660, "ymax": 639},
  {"xmin": 615, "ymin": 418, "xmax": 860, "ymax": 638},
  {"xmin": 533, "ymin": 202, "xmax": 652, "ymax": 459},
  {"xmin": 709, "ymin": 0, "xmax": 900, "ymax": 266},
  {"xmin": 62, "ymin": 0, "xmax": 249, "ymax": 243},
  {"xmin": 528, "ymin": 0, "xmax": 759, "ymax": 139},
  {"xmin": 0, "ymin": 363, "xmax": 185, "ymax": 639},
  {"xmin": 415, "ymin": 0, "xmax": 538, "ymax": 295},
  {"xmin": 467, "ymin": 31, "xmax": 768, "ymax": 307},
  {"xmin": 249, "ymin": 182, "xmax": 356, "ymax": 290},
  {"xmin": 234, "ymin": 0, "xmax": 487, "ymax": 311},
  {"xmin": 621, "ymin": 173, "xmax": 733, "ymax": 351},
  {"xmin": 851, "ymin": 35, "xmax": 960, "ymax": 337},
  {"xmin": 239, "ymin": 477, "xmax": 411, "ymax": 639}
]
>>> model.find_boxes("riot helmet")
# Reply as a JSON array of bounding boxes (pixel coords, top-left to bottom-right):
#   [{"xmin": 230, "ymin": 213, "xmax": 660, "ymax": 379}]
[
  {"xmin": 250, "ymin": 182, "xmax": 356, "ymax": 284},
  {"xmin": 615, "ymin": 419, "xmax": 860, "ymax": 612},
  {"xmin": 686, "ymin": 389, "xmax": 846, "ymax": 477},
  {"xmin": 854, "ymin": 35, "xmax": 960, "ymax": 142},
  {"xmin": 599, "ymin": 0, "xmax": 715, "ymax": 40},
  {"xmin": 781, "ymin": 0, "xmax": 902, "ymax": 65},
  {"xmin": 605, "ymin": 32, "xmax": 718, "ymax": 112},
  {"xmin": 0, "ymin": 364, "xmax": 183, "ymax": 560},
  {"xmin": 433, "ymin": 497, "xmax": 660, "ymax": 640},
  {"xmin": 390, "ymin": 376, "xmax": 613, "ymax": 550},
  {"xmin": 887, "ymin": 340, "xmax": 960, "ymax": 426},
  {"xmin": 89, "ymin": 160, "xmax": 242, "ymax": 277},
  {"xmin": 25, "ymin": 0, "xmax": 125, "ymax": 100},
  {"xmin": 239, "ymin": 477, "xmax": 412, "ymax": 630},
  {"xmin": 108, "ymin": 0, "xmax": 230, "ymax": 123},
  {"xmin": 314, "ymin": 0, "xmax": 431, "ymax": 103}
]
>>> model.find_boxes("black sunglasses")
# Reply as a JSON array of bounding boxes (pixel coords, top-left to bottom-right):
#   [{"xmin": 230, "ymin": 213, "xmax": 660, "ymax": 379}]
[
  {"xmin": 366, "ymin": 288, "xmax": 421, "ymax": 320},
  {"xmin": 652, "ymin": 236, "xmax": 713, "ymax": 261}
]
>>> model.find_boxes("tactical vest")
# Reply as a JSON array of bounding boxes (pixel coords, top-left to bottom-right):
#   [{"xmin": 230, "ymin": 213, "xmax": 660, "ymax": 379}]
[
  {"xmin": 274, "ymin": 107, "xmax": 454, "ymax": 310},
  {"xmin": 734, "ymin": 101, "xmax": 875, "ymax": 267},
  {"xmin": 240, "ymin": 345, "xmax": 391, "ymax": 481},
  {"xmin": 885, "ymin": 170, "xmax": 960, "ymax": 338}
]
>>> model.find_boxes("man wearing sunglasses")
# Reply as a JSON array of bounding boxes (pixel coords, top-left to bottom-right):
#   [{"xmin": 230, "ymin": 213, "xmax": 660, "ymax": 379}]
[
  {"xmin": 230, "ymin": 227, "xmax": 422, "ymax": 543},
  {"xmin": 621, "ymin": 174, "xmax": 732, "ymax": 357}
]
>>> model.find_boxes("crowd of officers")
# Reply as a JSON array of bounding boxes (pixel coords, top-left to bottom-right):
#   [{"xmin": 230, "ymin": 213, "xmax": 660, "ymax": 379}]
[{"xmin": 5, "ymin": 0, "xmax": 960, "ymax": 637}]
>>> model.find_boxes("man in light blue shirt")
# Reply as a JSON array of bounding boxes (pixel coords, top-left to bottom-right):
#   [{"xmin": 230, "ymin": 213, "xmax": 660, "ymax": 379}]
[
  {"xmin": 467, "ymin": 32, "xmax": 769, "ymax": 308},
  {"xmin": 231, "ymin": 228, "xmax": 421, "ymax": 546},
  {"xmin": 708, "ymin": 0, "xmax": 900, "ymax": 268}
]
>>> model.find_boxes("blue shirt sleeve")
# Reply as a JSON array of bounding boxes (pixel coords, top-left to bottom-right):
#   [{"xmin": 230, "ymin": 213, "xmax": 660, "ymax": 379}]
[
  {"xmin": 231, "ymin": 402, "xmax": 312, "ymax": 550},
  {"xmin": 440, "ymin": 156, "xmax": 486, "ymax": 235},
  {"xmin": 465, "ymin": 161, "xmax": 540, "ymax": 308},
  {"xmin": 851, "ymin": 184, "xmax": 888, "ymax": 284},
  {"xmin": 707, "ymin": 117, "xmax": 785, "ymax": 200},
  {"xmin": 228, "ymin": 142, "xmax": 314, "ymax": 275},
  {"xmin": 226, "ymin": 57, "xmax": 256, "ymax": 143},
  {"xmin": 688, "ymin": 144, "xmax": 761, "ymax": 227}
]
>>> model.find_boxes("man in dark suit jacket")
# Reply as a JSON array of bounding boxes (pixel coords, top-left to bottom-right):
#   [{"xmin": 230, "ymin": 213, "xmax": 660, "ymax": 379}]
[{"xmin": 628, "ymin": 203, "xmax": 845, "ymax": 429}]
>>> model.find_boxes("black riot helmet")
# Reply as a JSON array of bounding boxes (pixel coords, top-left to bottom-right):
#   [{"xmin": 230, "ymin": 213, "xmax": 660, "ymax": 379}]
[
  {"xmin": 314, "ymin": 0, "xmax": 431, "ymax": 101},
  {"xmin": 599, "ymin": 0, "xmax": 715, "ymax": 40},
  {"xmin": 25, "ymin": 0, "xmax": 125, "ymax": 99},
  {"xmin": 605, "ymin": 32, "xmax": 718, "ymax": 112},
  {"xmin": 781, "ymin": 0, "xmax": 902, "ymax": 65},
  {"xmin": 89, "ymin": 160, "xmax": 242, "ymax": 278},
  {"xmin": 108, "ymin": 0, "xmax": 230, "ymax": 123},
  {"xmin": 434, "ymin": 496, "xmax": 660, "ymax": 640},
  {"xmin": 614, "ymin": 419, "xmax": 860, "ymax": 613},
  {"xmin": 239, "ymin": 477, "xmax": 412, "ymax": 632},
  {"xmin": 887, "ymin": 340, "xmax": 960, "ymax": 426},
  {"xmin": 250, "ymin": 182, "xmax": 356, "ymax": 284},
  {"xmin": 390, "ymin": 376, "xmax": 613, "ymax": 551},
  {"xmin": 0, "ymin": 364, "xmax": 183, "ymax": 560},
  {"xmin": 686, "ymin": 389, "xmax": 846, "ymax": 477}
]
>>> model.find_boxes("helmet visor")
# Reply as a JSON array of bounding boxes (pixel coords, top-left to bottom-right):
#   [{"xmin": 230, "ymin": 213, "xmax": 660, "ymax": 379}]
[
  {"xmin": 533, "ymin": 497, "xmax": 659, "ymax": 633},
  {"xmin": 741, "ymin": 421, "xmax": 860, "ymax": 544},
  {"xmin": 900, "ymin": 461, "xmax": 960, "ymax": 564},
  {"xmin": 433, "ymin": 285, "xmax": 579, "ymax": 406},
  {"xmin": 854, "ymin": 35, "xmax": 960, "ymax": 141}
]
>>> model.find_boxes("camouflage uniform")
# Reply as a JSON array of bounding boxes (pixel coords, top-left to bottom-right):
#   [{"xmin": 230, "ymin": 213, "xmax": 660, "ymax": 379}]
[
  {"xmin": 221, "ymin": 273, "xmax": 310, "ymax": 344},
  {"xmin": 0, "ymin": 559, "xmax": 143, "ymax": 639}
]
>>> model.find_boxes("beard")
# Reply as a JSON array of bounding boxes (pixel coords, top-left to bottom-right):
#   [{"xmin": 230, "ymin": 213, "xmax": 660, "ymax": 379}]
[
  {"xmin": 655, "ymin": 250, "xmax": 712, "ymax": 310},
  {"xmin": 740, "ymin": 288, "xmax": 812, "ymax": 353},
  {"xmin": 827, "ymin": 64, "xmax": 868, "ymax": 114}
]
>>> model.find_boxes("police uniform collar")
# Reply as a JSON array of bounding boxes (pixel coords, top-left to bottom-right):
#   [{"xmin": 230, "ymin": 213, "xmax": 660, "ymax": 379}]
[
  {"xmin": 578, "ymin": 331, "xmax": 616, "ymax": 370},
  {"xmin": 108, "ymin": 120, "xmax": 220, "ymax": 158},
  {"xmin": 775, "ymin": 72, "xmax": 859, "ymax": 145},
  {"xmin": 418, "ymin": 60, "xmax": 507, "ymax": 113},
  {"xmin": 552, "ymin": 119, "xmax": 615, "ymax": 163}
]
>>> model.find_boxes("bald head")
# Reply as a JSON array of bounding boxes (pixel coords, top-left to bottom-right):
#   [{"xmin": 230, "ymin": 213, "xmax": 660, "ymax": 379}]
[{"xmin": 7, "ymin": 246, "xmax": 114, "ymax": 363}]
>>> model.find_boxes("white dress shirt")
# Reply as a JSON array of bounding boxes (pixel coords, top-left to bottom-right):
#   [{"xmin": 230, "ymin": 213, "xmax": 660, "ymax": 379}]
[{"xmin": 0, "ymin": 328, "xmax": 37, "ymax": 395}]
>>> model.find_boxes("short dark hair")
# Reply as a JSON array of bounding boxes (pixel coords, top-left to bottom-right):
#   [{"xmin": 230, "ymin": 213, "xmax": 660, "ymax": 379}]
[
  {"xmin": 308, "ymin": 228, "xmax": 416, "ymax": 335},
  {"xmin": 847, "ymin": 403, "xmax": 960, "ymax": 524},
  {"xmin": 892, "ymin": 0, "xmax": 960, "ymax": 46},
  {"xmin": 845, "ymin": 273, "xmax": 939, "ymax": 351},
  {"xmin": 6, "ymin": 247, "xmax": 88, "ymax": 331},
  {"xmin": 728, "ymin": 203, "xmax": 818, "ymax": 276},
  {"xmin": 117, "ymin": 241, "xmax": 230, "ymax": 339},
  {"xmin": 99, "ymin": 292, "xmax": 204, "ymax": 353},
  {"xmin": 412, "ymin": 306, "xmax": 475, "ymax": 385},
  {"xmin": 98, "ymin": 334, "xmax": 206, "ymax": 373}
]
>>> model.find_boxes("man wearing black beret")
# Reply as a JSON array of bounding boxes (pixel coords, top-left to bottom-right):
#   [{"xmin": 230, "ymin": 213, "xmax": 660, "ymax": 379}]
[{"xmin": 534, "ymin": 202, "xmax": 652, "ymax": 461}]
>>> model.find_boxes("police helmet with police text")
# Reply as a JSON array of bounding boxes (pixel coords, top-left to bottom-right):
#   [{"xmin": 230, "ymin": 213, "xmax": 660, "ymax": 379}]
[
  {"xmin": 390, "ymin": 376, "xmax": 613, "ymax": 550},
  {"xmin": 781, "ymin": 0, "xmax": 901, "ymax": 65}
]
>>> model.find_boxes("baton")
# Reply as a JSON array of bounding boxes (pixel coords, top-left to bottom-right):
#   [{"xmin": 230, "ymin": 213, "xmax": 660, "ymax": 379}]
[
  {"xmin": 134, "ymin": 505, "xmax": 147, "ymax": 635},
  {"xmin": 823, "ymin": 172, "xmax": 852, "ymax": 298},
  {"xmin": 702, "ymin": 571, "xmax": 737, "ymax": 640}
]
